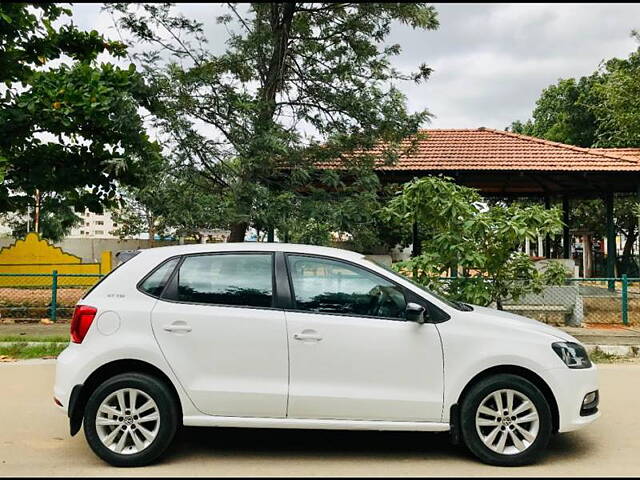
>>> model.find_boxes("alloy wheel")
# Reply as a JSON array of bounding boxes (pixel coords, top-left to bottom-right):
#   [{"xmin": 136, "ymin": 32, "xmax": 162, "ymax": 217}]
[
  {"xmin": 95, "ymin": 388, "xmax": 160, "ymax": 455},
  {"xmin": 474, "ymin": 388, "xmax": 540, "ymax": 455}
]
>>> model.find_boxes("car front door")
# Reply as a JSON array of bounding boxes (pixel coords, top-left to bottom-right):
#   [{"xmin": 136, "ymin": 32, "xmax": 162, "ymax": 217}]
[
  {"xmin": 150, "ymin": 252, "xmax": 289, "ymax": 418},
  {"xmin": 283, "ymin": 254, "xmax": 444, "ymax": 422}
]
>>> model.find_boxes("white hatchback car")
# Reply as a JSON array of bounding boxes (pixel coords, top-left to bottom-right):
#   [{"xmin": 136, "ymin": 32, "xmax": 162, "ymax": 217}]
[{"xmin": 54, "ymin": 243, "xmax": 599, "ymax": 467}]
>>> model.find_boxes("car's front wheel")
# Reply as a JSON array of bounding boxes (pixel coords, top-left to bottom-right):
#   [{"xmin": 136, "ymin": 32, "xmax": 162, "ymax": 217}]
[
  {"xmin": 83, "ymin": 372, "xmax": 178, "ymax": 467},
  {"xmin": 460, "ymin": 373, "xmax": 553, "ymax": 466}
]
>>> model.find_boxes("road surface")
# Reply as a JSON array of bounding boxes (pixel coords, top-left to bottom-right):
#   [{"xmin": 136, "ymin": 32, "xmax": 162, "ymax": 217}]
[{"xmin": 0, "ymin": 360, "xmax": 638, "ymax": 476}]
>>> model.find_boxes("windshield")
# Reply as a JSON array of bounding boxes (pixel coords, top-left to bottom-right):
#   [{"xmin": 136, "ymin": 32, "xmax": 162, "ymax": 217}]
[{"xmin": 365, "ymin": 258, "xmax": 473, "ymax": 312}]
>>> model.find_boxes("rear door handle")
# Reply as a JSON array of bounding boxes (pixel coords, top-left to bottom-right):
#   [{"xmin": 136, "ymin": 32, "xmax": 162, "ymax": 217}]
[
  {"xmin": 163, "ymin": 321, "xmax": 192, "ymax": 334},
  {"xmin": 293, "ymin": 329, "xmax": 322, "ymax": 342}
]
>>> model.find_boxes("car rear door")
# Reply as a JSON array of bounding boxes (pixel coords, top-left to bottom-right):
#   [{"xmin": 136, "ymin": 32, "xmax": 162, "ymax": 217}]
[{"xmin": 149, "ymin": 251, "xmax": 289, "ymax": 418}]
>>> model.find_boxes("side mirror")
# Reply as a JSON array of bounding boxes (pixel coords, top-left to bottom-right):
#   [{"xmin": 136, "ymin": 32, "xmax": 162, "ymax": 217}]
[{"xmin": 406, "ymin": 302, "xmax": 426, "ymax": 324}]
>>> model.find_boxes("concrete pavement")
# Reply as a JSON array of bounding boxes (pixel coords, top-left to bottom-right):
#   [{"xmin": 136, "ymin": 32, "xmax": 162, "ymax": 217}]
[{"xmin": 0, "ymin": 360, "xmax": 638, "ymax": 476}]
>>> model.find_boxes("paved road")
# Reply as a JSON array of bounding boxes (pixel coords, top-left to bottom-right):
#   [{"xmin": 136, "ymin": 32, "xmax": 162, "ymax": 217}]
[{"xmin": 1, "ymin": 361, "xmax": 638, "ymax": 476}]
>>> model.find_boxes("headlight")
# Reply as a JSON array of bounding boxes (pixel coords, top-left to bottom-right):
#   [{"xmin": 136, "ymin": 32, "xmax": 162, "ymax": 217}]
[{"xmin": 552, "ymin": 342, "xmax": 592, "ymax": 369}]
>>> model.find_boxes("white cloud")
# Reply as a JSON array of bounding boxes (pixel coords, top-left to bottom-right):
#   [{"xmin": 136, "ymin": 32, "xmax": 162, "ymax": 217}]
[{"xmin": 65, "ymin": 2, "xmax": 640, "ymax": 131}]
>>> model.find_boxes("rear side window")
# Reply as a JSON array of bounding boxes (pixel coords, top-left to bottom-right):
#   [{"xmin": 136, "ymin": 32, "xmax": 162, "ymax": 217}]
[
  {"xmin": 139, "ymin": 258, "xmax": 180, "ymax": 297},
  {"xmin": 175, "ymin": 253, "xmax": 273, "ymax": 308}
]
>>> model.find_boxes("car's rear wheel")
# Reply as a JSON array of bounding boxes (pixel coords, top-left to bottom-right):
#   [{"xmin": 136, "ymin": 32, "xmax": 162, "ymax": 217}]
[
  {"xmin": 460, "ymin": 373, "xmax": 552, "ymax": 466},
  {"xmin": 83, "ymin": 373, "xmax": 178, "ymax": 467}
]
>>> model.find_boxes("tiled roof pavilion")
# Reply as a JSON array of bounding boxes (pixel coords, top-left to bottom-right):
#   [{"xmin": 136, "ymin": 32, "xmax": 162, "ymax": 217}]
[
  {"xmin": 362, "ymin": 128, "xmax": 640, "ymax": 196},
  {"xmin": 343, "ymin": 127, "xmax": 640, "ymax": 270}
]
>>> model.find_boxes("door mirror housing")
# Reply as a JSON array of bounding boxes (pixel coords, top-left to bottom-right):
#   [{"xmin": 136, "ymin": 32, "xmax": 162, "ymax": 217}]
[{"xmin": 406, "ymin": 302, "xmax": 426, "ymax": 324}]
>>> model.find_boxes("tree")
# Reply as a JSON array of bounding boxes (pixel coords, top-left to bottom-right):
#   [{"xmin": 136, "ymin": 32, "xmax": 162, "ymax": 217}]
[
  {"xmin": 508, "ymin": 77, "xmax": 600, "ymax": 147},
  {"xmin": 107, "ymin": 2, "xmax": 439, "ymax": 242},
  {"xmin": 509, "ymin": 38, "xmax": 640, "ymax": 272},
  {"xmin": 590, "ymin": 36, "xmax": 640, "ymax": 147},
  {"xmin": 111, "ymin": 167, "xmax": 234, "ymax": 242},
  {"xmin": 382, "ymin": 176, "xmax": 564, "ymax": 308},
  {"xmin": 0, "ymin": 3, "xmax": 162, "ymax": 238},
  {"xmin": 0, "ymin": 193, "xmax": 82, "ymax": 242}
]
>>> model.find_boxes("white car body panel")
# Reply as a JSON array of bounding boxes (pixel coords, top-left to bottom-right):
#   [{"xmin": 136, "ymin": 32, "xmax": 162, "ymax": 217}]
[
  {"xmin": 151, "ymin": 301, "xmax": 289, "ymax": 418},
  {"xmin": 182, "ymin": 415, "xmax": 450, "ymax": 431},
  {"xmin": 54, "ymin": 242, "xmax": 599, "ymax": 436},
  {"xmin": 434, "ymin": 305, "xmax": 599, "ymax": 431},
  {"xmin": 285, "ymin": 311, "xmax": 444, "ymax": 422}
]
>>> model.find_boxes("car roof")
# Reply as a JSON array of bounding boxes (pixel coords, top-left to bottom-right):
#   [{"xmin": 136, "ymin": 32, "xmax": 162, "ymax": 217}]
[{"xmin": 136, "ymin": 242, "xmax": 366, "ymax": 262}]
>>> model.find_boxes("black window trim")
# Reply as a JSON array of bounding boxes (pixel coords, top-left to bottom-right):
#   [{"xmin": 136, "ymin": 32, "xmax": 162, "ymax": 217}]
[
  {"xmin": 155, "ymin": 250, "xmax": 280, "ymax": 311},
  {"xmin": 136, "ymin": 255, "xmax": 183, "ymax": 299},
  {"xmin": 282, "ymin": 252, "xmax": 449, "ymax": 323}
]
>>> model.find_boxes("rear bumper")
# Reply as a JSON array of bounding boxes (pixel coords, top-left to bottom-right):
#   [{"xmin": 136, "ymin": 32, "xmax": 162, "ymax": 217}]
[
  {"xmin": 53, "ymin": 343, "xmax": 85, "ymax": 415},
  {"xmin": 545, "ymin": 364, "xmax": 600, "ymax": 432}
]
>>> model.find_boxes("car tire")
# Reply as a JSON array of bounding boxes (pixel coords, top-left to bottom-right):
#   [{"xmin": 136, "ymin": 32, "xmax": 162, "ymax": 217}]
[
  {"xmin": 83, "ymin": 372, "xmax": 178, "ymax": 467},
  {"xmin": 460, "ymin": 373, "xmax": 552, "ymax": 466}
]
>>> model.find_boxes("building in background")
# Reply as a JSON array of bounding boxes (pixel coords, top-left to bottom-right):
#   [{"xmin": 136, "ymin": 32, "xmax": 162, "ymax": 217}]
[{"xmin": 68, "ymin": 209, "xmax": 120, "ymax": 239}]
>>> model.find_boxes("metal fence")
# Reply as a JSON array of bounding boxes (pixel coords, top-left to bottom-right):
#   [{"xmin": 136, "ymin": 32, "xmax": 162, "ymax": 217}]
[
  {"xmin": 428, "ymin": 275, "xmax": 640, "ymax": 326},
  {"xmin": 0, "ymin": 271, "xmax": 638, "ymax": 326},
  {"xmin": 0, "ymin": 272, "xmax": 103, "ymax": 323}
]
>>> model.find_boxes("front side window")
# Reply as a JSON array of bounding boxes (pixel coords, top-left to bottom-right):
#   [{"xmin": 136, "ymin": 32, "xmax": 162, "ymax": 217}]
[
  {"xmin": 176, "ymin": 253, "xmax": 273, "ymax": 308},
  {"xmin": 139, "ymin": 258, "xmax": 180, "ymax": 297},
  {"xmin": 287, "ymin": 255, "xmax": 406, "ymax": 319}
]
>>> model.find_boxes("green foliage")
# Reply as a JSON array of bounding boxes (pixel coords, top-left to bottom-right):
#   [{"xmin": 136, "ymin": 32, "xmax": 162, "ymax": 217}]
[
  {"xmin": 509, "ymin": 37, "xmax": 640, "ymax": 271},
  {"xmin": 384, "ymin": 176, "xmax": 564, "ymax": 307},
  {"xmin": 107, "ymin": 3, "xmax": 439, "ymax": 242},
  {"xmin": 510, "ymin": 35, "xmax": 640, "ymax": 148},
  {"xmin": 0, "ymin": 194, "xmax": 82, "ymax": 242},
  {"xmin": 111, "ymin": 165, "xmax": 233, "ymax": 241},
  {"xmin": 541, "ymin": 260, "xmax": 571, "ymax": 286},
  {"xmin": 0, "ymin": 3, "xmax": 160, "ymax": 234},
  {"xmin": 591, "ymin": 42, "xmax": 640, "ymax": 147},
  {"xmin": 508, "ymin": 77, "xmax": 600, "ymax": 147}
]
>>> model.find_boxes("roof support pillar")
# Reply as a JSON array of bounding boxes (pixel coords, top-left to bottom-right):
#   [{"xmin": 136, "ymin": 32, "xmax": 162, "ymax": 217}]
[
  {"xmin": 605, "ymin": 192, "xmax": 616, "ymax": 290},
  {"xmin": 544, "ymin": 196, "xmax": 552, "ymax": 258},
  {"xmin": 562, "ymin": 196, "xmax": 571, "ymax": 259}
]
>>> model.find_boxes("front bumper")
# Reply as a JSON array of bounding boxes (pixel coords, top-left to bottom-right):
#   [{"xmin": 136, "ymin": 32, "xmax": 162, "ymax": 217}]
[{"xmin": 545, "ymin": 364, "xmax": 600, "ymax": 432}]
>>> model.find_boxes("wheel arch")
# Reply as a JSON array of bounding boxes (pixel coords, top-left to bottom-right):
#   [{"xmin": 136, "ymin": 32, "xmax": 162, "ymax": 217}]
[
  {"xmin": 69, "ymin": 358, "xmax": 183, "ymax": 436},
  {"xmin": 452, "ymin": 364, "xmax": 560, "ymax": 434}
]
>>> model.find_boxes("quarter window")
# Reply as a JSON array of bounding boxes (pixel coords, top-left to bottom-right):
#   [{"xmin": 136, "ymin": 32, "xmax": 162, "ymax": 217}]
[
  {"xmin": 176, "ymin": 254, "xmax": 273, "ymax": 308},
  {"xmin": 140, "ymin": 258, "xmax": 180, "ymax": 297},
  {"xmin": 287, "ymin": 255, "xmax": 406, "ymax": 319}
]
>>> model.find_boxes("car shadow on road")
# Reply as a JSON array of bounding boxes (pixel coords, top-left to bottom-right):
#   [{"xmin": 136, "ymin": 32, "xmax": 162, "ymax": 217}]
[
  {"xmin": 169, "ymin": 427, "xmax": 469, "ymax": 461},
  {"xmin": 164, "ymin": 426, "xmax": 596, "ymax": 466}
]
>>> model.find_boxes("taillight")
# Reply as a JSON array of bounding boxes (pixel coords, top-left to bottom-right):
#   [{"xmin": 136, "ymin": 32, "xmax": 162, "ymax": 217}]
[{"xmin": 70, "ymin": 305, "xmax": 97, "ymax": 344}]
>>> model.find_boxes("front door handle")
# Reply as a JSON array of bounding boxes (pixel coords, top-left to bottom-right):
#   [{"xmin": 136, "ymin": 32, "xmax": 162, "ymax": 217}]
[
  {"xmin": 163, "ymin": 321, "xmax": 192, "ymax": 334},
  {"xmin": 293, "ymin": 329, "xmax": 322, "ymax": 342}
]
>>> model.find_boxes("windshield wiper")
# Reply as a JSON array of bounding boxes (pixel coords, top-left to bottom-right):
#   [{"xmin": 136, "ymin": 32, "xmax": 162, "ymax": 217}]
[{"xmin": 453, "ymin": 300, "xmax": 474, "ymax": 311}]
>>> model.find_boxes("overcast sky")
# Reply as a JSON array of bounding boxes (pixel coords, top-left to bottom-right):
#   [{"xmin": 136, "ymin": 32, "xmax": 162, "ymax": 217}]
[{"xmin": 68, "ymin": 2, "xmax": 640, "ymax": 130}]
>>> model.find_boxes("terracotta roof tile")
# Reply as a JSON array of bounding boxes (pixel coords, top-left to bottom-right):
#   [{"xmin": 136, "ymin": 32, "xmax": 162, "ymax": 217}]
[
  {"xmin": 589, "ymin": 148, "xmax": 640, "ymax": 161},
  {"xmin": 323, "ymin": 128, "xmax": 640, "ymax": 172}
]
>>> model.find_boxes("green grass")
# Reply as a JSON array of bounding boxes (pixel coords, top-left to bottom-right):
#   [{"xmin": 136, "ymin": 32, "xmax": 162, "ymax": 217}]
[
  {"xmin": 589, "ymin": 348, "xmax": 626, "ymax": 363},
  {"xmin": 0, "ymin": 334, "xmax": 69, "ymax": 343},
  {"xmin": 0, "ymin": 342, "xmax": 68, "ymax": 359}
]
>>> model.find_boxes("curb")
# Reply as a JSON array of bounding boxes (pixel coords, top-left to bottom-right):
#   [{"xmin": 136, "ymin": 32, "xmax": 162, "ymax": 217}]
[
  {"xmin": 0, "ymin": 341, "xmax": 69, "ymax": 347},
  {"xmin": 585, "ymin": 344, "xmax": 640, "ymax": 357},
  {"xmin": 0, "ymin": 358, "xmax": 57, "ymax": 366}
]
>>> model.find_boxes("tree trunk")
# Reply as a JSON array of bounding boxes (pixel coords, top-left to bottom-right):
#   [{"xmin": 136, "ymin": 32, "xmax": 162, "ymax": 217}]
[
  {"xmin": 146, "ymin": 211, "xmax": 155, "ymax": 247},
  {"xmin": 228, "ymin": 222, "xmax": 248, "ymax": 242},
  {"xmin": 495, "ymin": 297, "xmax": 503, "ymax": 311},
  {"xmin": 34, "ymin": 189, "xmax": 41, "ymax": 234},
  {"xmin": 620, "ymin": 227, "xmax": 637, "ymax": 275}
]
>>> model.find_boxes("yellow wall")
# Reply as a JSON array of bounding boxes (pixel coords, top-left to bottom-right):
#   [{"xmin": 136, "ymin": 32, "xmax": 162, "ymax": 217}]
[{"xmin": 0, "ymin": 233, "xmax": 111, "ymax": 286}]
